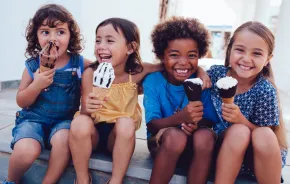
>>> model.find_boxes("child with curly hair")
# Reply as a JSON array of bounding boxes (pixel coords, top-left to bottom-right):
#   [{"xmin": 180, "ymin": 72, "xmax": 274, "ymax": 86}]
[
  {"xmin": 143, "ymin": 17, "xmax": 219, "ymax": 184},
  {"xmin": 3, "ymin": 4, "xmax": 91, "ymax": 184}
]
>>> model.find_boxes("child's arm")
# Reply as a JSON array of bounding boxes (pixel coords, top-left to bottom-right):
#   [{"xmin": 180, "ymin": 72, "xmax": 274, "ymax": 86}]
[
  {"xmin": 147, "ymin": 101, "xmax": 203, "ymax": 135},
  {"xmin": 135, "ymin": 62, "xmax": 163, "ymax": 84},
  {"xmin": 83, "ymin": 58, "xmax": 92, "ymax": 70},
  {"xmin": 196, "ymin": 66, "xmax": 212, "ymax": 89},
  {"xmin": 16, "ymin": 68, "xmax": 55, "ymax": 108},
  {"xmin": 80, "ymin": 68, "xmax": 105, "ymax": 115}
]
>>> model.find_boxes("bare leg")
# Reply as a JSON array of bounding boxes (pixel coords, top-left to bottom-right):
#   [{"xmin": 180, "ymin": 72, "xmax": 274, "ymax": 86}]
[
  {"xmin": 149, "ymin": 128, "xmax": 187, "ymax": 184},
  {"xmin": 215, "ymin": 124, "xmax": 251, "ymax": 184},
  {"xmin": 188, "ymin": 128, "xmax": 215, "ymax": 184},
  {"xmin": 252, "ymin": 127, "xmax": 281, "ymax": 184},
  {"xmin": 107, "ymin": 117, "xmax": 135, "ymax": 184},
  {"xmin": 7, "ymin": 138, "xmax": 41, "ymax": 184},
  {"xmin": 69, "ymin": 115, "xmax": 98, "ymax": 184},
  {"xmin": 42, "ymin": 129, "xmax": 70, "ymax": 184}
]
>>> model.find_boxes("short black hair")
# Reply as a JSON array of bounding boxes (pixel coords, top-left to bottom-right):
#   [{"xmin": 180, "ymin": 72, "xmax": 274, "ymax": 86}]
[{"xmin": 151, "ymin": 16, "xmax": 210, "ymax": 59}]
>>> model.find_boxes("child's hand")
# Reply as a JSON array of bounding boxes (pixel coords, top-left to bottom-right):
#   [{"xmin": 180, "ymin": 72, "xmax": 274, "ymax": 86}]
[
  {"xmin": 180, "ymin": 101, "xmax": 203, "ymax": 124},
  {"xmin": 181, "ymin": 123, "xmax": 198, "ymax": 136},
  {"xmin": 33, "ymin": 68, "xmax": 55, "ymax": 90},
  {"xmin": 86, "ymin": 92, "xmax": 107, "ymax": 114},
  {"xmin": 222, "ymin": 103, "xmax": 246, "ymax": 124},
  {"xmin": 199, "ymin": 74, "xmax": 212, "ymax": 90}
]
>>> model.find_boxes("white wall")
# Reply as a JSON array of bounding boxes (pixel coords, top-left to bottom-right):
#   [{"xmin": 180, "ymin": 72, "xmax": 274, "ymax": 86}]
[{"xmin": 0, "ymin": 0, "xmax": 159, "ymax": 81}]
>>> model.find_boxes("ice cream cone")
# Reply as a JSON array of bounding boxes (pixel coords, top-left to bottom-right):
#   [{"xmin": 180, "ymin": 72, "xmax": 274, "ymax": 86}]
[
  {"xmin": 39, "ymin": 65, "xmax": 51, "ymax": 73},
  {"xmin": 183, "ymin": 78, "xmax": 203, "ymax": 101},
  {"xmin": 216, "ymin": 76, "xmax": 238, "ymax": 104},
  {"xmin": 39, "ymin": 41, "xmax": 59, "ymax": 73},
  {"xmin": 222, "ymin": 97, "xmax": 235, "ymax": 104}
]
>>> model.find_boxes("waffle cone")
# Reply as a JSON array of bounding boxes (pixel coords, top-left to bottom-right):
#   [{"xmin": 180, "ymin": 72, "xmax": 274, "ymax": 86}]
[
  {"xmin": 222, "ymin": 97, "xmax": 234, "ymax": 104},
  {"xmin": 93, "ymin": 87, "xmax": 109, "ymax": 100},
  {"xmin": 39, "ymin": 65, "xmax": 51, "ymax": 73}
]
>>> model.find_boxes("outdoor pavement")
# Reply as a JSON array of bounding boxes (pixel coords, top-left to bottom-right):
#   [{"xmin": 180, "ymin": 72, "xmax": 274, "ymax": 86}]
[{"xmin": 0, "ymin": 89, "xmax": 289, "ymax": 183}]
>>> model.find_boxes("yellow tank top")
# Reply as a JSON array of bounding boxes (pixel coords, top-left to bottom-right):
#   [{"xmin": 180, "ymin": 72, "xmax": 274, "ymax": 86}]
[{"xmin": 91, "ymin": 74, "xmax": 142, "ymax": 130}]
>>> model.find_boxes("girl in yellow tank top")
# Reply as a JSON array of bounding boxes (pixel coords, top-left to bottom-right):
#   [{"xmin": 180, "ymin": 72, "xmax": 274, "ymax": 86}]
[{"xmin": 69, "ymin": 18, "xmax": 162, "ymax": 184}]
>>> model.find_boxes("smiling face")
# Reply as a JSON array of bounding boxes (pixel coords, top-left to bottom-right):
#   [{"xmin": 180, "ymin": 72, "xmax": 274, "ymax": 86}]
[
  {"xmin": 37, "ymin": 20, "xmax": 70, "ymax": 58},
  {"xmin": 163, "ymin": 39, "xmax": 199, "ymax": 85},
  {"xmin": 229, "ymin": 30, "xmax": 271, "ymax": 80},
  {"xmin": 95, "ymin": 24, "xmax": 130, "ymax": 69}
]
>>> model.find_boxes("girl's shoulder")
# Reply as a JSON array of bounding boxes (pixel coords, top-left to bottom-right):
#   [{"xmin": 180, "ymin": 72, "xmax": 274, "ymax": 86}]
[
  {"xmin": 207, "ymin": 64, "xmax": 227, "ymax": 82},
  {"xmin": 142, "ymin": 71, "xmax": 164, "ymax": 87},
  {"xmin": 253, "ymin": 76, "xmax": 277, "ymax": 95}
]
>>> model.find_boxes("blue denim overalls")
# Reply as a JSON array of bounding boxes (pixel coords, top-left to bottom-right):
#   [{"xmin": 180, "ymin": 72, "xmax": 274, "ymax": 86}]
[{"xmin": 11, "ymin": 54, "xmax": 83, "ymax": 149}]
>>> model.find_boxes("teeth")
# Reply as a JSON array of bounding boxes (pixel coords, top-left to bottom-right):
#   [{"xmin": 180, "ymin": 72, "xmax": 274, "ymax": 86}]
[
  {"xmin": 176, "ymin": 69, "xmax": 188, "ymax": 74},
  {"xmin": 239, "ymin": 65, "xmax": 251, "ymax": 71}
]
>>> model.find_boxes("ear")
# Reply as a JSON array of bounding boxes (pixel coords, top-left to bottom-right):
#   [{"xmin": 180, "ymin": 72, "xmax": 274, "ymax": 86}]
[
  {"xmin": 127, "ymin": 41, "xmax": 138, "ymax": 55},
  {"xmin": 265, "ymin": 54, "xmax": 273, "ymax": 66}
]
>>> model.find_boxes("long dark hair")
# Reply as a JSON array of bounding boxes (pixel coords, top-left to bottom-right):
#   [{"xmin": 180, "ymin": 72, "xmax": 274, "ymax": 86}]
[
  {"xmin": 225, "ymin": 21, "xmax": 287, "ymax": 149},
  {"xmin": 25, "ymin": 4, "xmax": 83, "ymax": 58},
  {"xmin": 91, "ymin": 18, "xmax": 143, "ymax": 75}
]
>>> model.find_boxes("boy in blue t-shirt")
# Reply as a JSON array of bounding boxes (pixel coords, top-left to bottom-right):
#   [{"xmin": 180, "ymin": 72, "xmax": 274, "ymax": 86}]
[{"xmin": 143, "ymin": 17, "xmax": 219, "ymax": 184}]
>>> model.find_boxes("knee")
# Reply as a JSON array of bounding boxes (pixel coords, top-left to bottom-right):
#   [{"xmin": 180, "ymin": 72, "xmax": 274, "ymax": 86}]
[
  {"xmin": 161, "ymin": 128, "xmax": 187, "ymax": 155},
  {"xmin": 51, "ymin": 130, "xmax": 69, "ymax": 149},
  {"xmin": 70, "ymin": 115, "xmax": 94, "ymax": 139},
  {"xmin": 115, "ymin": 117, "xmax": 135, "ymax": 140},
  {"xmin": 224, "ymin": 124, "xmax": 251, "ymax": 152},
  {"xmin": 193, "ymin": 129, "xmax": 215, "ymax": 153},
  {"xmin": 252, "ymin": 127, "xmax": 279, "ymax": 157},
  {"xmin": 14, "ymin": 139, "xmax": 41, "ymax": 163}
]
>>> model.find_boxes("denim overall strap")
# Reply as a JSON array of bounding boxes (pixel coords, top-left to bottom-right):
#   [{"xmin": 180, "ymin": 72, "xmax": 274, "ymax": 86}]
[
  {"xmin": 25, "ymin": 57, "xmax": 39, "ymax": 77},
  {"xmin": 16, "ymin": 54, "xmax": 82, "ymax": 124}
]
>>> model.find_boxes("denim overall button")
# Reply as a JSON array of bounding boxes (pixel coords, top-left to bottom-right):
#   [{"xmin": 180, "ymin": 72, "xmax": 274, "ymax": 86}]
[
  {"xmin": 72, "ymin": 71, "xmax": 76, "ymax": 76},
  {"xmin": 16, "ymin": 112, "xmax": 20, "ymax": 117}
]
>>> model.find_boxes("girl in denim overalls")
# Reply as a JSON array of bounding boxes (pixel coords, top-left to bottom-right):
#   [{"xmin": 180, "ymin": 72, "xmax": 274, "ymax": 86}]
[
  {"xmin": 3, "ymin": 4, "xmax": 91, "ymax": 184},
  {"xmin": 69, "ymin": 18, "xmax": 163, "ymax": 184}
]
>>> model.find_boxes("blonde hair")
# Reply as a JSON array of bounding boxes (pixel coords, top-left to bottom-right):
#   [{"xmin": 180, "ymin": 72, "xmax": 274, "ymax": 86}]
[{"xmin": 225, "ymin": 21, "xmax": 287, "ymax": 149}]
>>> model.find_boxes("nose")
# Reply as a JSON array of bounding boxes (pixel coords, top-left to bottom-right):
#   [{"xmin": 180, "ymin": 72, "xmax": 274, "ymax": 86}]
[
  {"xmin": 178, "ymin": 56, "xmax": 189, "ymax": 65},
  {"xmin": 242, "ymin": 53, "xmax": 251, "ymax": 63},
  {"xmin": 49, "ymin": 32, "xmax": 57, "ymax": 42}
]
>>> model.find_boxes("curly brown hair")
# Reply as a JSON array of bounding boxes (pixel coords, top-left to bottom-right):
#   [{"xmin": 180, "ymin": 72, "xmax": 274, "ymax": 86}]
[
  {"xmin": 151, "ymin": 16, "xmax": 210, "ymax": 60},
  {"xmin": 25, "ymin": 4, "xmax": 83, "ymax": 58}
]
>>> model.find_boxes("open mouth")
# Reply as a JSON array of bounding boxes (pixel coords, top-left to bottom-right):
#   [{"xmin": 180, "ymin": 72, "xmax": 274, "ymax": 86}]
[
  {"xmin": 99, "ymin": 54, "xmax": 112, "ymax": 62},
  {"xmin": 174, "ymin": 68, "xmax": 191, "ymax": 77},
  {"xmin": 238, "ymin": 64, "xmax": 254, "ymax": 71}
]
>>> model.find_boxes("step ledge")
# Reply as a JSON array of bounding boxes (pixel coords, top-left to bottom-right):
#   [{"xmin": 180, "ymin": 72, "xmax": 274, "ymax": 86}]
[{"xmin": 0, "ymin": 140, "xmax": 186, "ymax": 183}]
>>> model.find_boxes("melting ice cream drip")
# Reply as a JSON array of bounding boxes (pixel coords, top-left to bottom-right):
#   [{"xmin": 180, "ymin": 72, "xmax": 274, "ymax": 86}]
[{"xmin": 40, "ymin": 41, "xmax": 59, "ymax": 69}]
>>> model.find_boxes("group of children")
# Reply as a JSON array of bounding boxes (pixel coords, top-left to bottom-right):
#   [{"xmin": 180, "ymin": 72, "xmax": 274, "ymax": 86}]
[{"xmin": 3, "ymin": 3, "xmax": 287, "ymax": 184}]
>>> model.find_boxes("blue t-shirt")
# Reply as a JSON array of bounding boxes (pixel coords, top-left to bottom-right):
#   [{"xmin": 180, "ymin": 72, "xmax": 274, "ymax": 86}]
[
  {"xmin": 142, "ymin": 72, "xmax": 219, "ymax": 138},
  {"xmin": 207, "ymin": 65, "xmax": 287, "ymax": 168}
]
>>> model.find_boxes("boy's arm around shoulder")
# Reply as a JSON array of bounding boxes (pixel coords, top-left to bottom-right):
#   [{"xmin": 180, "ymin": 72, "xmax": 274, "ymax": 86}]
[{"xmin": 135, "ymin": 61, "xmax": 163, "ymax": 84}]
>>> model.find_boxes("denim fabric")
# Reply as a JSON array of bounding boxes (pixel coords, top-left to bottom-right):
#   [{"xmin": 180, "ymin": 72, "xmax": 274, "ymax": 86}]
[{"xmin": 11, "ymin": 54, "xmax": 83, "ymax": 149}]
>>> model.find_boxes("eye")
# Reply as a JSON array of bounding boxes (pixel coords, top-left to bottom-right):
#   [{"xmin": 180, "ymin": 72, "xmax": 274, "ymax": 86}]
[
  {"xmin": 169, "ymin": 53, "xmax": 178, "ymax": 58},
  {"xmin": 41, "ymin": 31, "xmax": 49, "ymax": 35},
  {"xmin": 235, "ymin": 48, "xmax": 243, "ymax": 52},
  {"xmin": 188, "ymin": 54, "xmax": 196, "ymax": 59},
  {"xmin": 253, "ymin": 52, "xmax": 262, "ymax": 56},
  {"xmin": 96, "ymin": 39, "xmax": 101, "ymax": 44},
  {"xmin": 108, "ymin": 39, "xmax": 114, "ymax": 43},
  {"xmin": 57, "ymin": 30, "xmax": 65, "ymax": 35}
]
